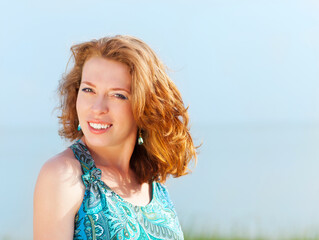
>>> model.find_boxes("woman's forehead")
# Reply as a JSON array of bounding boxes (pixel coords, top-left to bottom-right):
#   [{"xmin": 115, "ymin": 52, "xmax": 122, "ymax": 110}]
[{"xmin": 82, "ymin": 56, "xmax": 131, "ymax": 89}]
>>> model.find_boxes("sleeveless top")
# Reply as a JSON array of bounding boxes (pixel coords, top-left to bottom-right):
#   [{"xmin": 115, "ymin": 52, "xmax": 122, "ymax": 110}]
[{"xmin": 70, "ymin": 140, "xmax": 184, "ymax": 240}]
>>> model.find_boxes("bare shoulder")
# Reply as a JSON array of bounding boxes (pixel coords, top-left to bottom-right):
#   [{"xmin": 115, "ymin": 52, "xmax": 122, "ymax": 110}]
[
  {"xmin": 41, "ymin": 148, "xmax": 82, "ymax": 180},
  {"xmin": 35, "ymin": 148, "xmax": 84, "ymax": 205},
  {"xmin": 33, "ymin": 148, "xmax": 84, "ymax": 240}
]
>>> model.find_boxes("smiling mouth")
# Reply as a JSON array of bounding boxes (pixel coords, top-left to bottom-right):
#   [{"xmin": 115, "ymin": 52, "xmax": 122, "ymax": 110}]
[{"xmin": 88, "ymin": 122, "xmax": 112, "ymax": 130}]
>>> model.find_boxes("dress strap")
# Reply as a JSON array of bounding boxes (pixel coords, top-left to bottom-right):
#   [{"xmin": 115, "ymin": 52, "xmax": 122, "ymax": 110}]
[{"xmin": 69, "ymin": 139, "xmax": 102, "ymax": 188}]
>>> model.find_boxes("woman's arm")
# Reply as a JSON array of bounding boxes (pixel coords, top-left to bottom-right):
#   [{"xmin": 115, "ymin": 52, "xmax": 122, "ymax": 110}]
[{"xmin": 33, "ymin": 149, "xmax": 84, "ymax": 240}]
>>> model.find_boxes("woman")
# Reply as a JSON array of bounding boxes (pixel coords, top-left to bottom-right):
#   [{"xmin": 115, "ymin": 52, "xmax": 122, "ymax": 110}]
[{"xmin": 34, "ymin": 35, "xmax": 197, "ymax": 240}]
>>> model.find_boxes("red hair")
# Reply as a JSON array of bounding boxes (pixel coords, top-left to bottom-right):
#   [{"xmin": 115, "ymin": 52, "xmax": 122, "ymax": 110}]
[{"xmin": 57, "ymin": 35, "xmax": 198, "ymax": 183}]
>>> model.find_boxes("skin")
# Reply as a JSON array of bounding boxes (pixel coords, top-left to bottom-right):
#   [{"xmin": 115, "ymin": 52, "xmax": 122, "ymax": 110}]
[{"xmin": 33, "ymin": 57, "xmax": 152, "ymax": 240}]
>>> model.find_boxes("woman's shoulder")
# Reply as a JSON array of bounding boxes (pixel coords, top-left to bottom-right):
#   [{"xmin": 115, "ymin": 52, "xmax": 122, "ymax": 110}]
[
  {"xmin": 33, "ymin": 148, "xmax": 85, "ymax": 239},
  {"xmin": 38, "ymin": 147, "xmax": 84, "ymax": 194},
  {"xmin": 42, "ymin": 148, "xmax": 82, "ymax": 176},
  {"xmin": 34, "ymin": 147, "xmax": 85, "ymax": 213}
]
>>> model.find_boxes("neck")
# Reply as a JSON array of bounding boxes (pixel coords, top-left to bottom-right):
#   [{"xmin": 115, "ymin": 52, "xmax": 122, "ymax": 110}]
[{"xmin": 81, "ymin": 136, "xmax": 136, "ymax": 175}]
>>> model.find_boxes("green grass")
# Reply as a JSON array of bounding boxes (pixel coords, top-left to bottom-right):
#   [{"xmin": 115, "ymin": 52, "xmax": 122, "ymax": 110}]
[
  {"xmin": 184, "ymin": 235, "xmax": 265, "ymax": 240},
  {"xmin": 183, "ymin": 233, "xmax": 319, "ymax": 240},
  {"xmin": 185, "ymin": 237, "xmax": 251, "ymax": 240},
  {"xmin": 184, "ymin": 237, "xmax": 319, "ymax": 240}
]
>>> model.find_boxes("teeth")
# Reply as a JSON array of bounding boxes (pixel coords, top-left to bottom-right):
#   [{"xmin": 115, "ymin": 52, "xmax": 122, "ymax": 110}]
[{"xmin": 89, "ymin": 122, "xmax": 111, "ymax": 130}]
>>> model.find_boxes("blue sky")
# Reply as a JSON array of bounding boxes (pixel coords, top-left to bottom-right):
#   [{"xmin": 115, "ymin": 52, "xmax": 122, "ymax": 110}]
[{"xmin": 1, "ymin": 0, "xmax": 319, "ymax": 127}]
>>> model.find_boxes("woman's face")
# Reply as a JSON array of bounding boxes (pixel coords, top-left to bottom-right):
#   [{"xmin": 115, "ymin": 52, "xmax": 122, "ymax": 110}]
[{"xmin": 76, "ymin": 56, "xmax": 137, "ymax": 149}]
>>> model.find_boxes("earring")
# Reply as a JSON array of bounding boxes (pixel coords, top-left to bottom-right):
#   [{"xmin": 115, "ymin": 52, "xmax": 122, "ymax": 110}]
[
  {"xmin": 138, "ymin": 129, "xmax": 144, "ymax": 145},
  {"xmin": 77, "ymin": 124, "xmax": 81, "ymax": 131}
]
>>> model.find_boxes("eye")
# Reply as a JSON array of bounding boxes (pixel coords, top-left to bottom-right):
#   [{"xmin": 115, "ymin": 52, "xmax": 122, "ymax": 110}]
[
  {"xmin": 114, "ymin": 93, "xmax": 128, "ymax": 100},
  {"xmin": 82, "ymin": 88, "xmax": 94, "ymax": 93}
]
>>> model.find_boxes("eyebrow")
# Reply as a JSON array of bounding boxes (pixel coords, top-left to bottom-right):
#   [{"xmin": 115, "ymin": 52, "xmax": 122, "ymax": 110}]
[
  {"xmin": 82, "ymin": 81, "xmax": 96, "ymax": 87},
  {"xmin": 81, "ymin": 81, "xmax": 131, "ymax": 93}
]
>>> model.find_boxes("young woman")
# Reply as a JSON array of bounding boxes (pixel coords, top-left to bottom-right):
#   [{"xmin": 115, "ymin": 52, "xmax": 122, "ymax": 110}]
[{"xmin": 33, "ymin": 35, "xmax": 197, "ymax": 240}]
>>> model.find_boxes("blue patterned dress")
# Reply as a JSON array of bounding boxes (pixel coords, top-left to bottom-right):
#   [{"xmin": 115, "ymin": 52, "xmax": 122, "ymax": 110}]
[{"xmin": 70, "ymin": 140, "xmax": 184, "ymax": 240}]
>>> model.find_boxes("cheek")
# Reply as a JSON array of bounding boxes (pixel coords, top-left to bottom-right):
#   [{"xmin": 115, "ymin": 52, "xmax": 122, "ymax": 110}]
[
  {"xmin": 127, "ymin": 110, "xmax": 137, "ymax": 128},
  {"xmin": 125, "ymin": 105, "xmax": 135, "ymax": 120},
  {"xmin": 76, "ymin": 93, "xmax": 86, "ymax": 118},
  {"xmin": 118, "ymin": 105, "xmax": 136, "ymax": 124}
]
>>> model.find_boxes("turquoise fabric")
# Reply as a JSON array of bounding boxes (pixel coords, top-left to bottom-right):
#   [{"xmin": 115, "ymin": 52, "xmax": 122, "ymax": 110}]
[{"xmin": 70, "ymin": 140, "xmax": 184, "ymax": 240}]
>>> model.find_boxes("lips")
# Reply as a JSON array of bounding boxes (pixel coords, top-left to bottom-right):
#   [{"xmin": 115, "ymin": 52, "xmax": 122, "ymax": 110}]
[
  {"xmin": 87, "ymin": 121, "xmax": 112, "ymax": 134},
  {"xmin": 88, "ymin": 122, "xmax": 111, "ymax": 130}
]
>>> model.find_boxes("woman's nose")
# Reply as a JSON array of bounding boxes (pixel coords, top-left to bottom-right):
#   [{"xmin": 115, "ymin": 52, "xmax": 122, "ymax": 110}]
[{"xmin": 91, "ymin": 95, "xmax": 109, "ymax": 114}]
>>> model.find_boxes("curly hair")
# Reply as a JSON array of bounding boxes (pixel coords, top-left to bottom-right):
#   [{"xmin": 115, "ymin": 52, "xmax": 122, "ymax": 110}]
[{"xmin": 57, "ymin": 35, "xmax": 197, "ymax": 183}]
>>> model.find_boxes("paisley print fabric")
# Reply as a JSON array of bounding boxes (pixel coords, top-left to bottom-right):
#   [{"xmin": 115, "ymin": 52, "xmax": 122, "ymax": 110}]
[{"xmin": 70, "ymin": 140, "xmax": 184, "ymax": 240}]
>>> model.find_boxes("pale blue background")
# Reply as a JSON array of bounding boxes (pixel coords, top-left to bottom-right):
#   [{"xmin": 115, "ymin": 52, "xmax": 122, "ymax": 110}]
[{"xmin": 1, "ymin": 0, "xmax": 319, "ymax": 239}]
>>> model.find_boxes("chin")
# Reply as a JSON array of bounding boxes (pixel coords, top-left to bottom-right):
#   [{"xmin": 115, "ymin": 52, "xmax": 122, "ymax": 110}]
[
  {"xmin": 83, "ymin": 134, "xmax": 127, "ymax": 149},
  {"xmin": 84, "ymin": 137, "xmax": 113, "ymax": 148}
]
